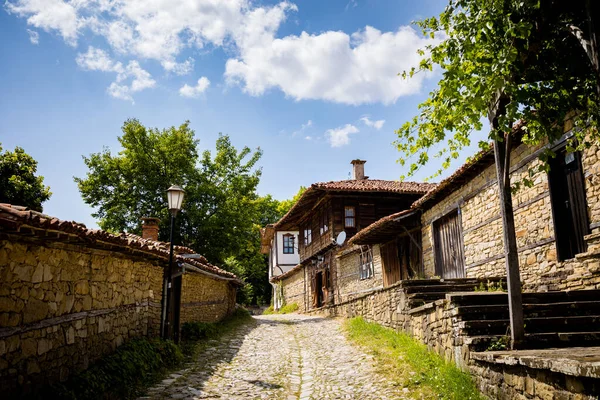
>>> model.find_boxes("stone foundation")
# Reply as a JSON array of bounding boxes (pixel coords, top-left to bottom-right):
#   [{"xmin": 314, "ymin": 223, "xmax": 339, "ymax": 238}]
[{"xmin": 470, "ymin": 348, "xmax": 600, "ymax": 400}]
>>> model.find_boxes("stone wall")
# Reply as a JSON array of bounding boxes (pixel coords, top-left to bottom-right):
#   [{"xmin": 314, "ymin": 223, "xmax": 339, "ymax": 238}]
[
  {"xmin": 307, "ymin": 282, "xmax": 408, "ymax": 332},
  {"xmin": 422, "ymin": 139, "xmax": 600, "ymax": 291},
  {"xmin": 0, "ymin": 236, "xmax": 237, "ymax": 396},
  {"xmin": 469, "ymin": 352, "xmax": 600, "ymax": 400},
  {"xmin": 280, "ymin": 268, "xmax": 306, "ymax": 312},
  {"xmin": 180, "ymin": 271, "xmax": 236, "ymax": 324},
  {"xmin": 0, "ymin": 238, "xmax": 164, "ymax": 395},
  {"xmin": 335, "ymin": 245, "xmax": 383, "ymax": 303}
]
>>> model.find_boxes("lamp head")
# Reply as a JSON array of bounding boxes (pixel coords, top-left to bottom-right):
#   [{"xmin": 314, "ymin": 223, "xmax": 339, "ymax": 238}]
[{"xmin": 167, "ymin": 185, "xmax": 185, "ymax": 216}]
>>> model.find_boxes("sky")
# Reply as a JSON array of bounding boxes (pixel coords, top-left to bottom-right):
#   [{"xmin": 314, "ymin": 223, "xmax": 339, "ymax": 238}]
[{"xmin": 0, "ymin": 0, "xmax": 488, "ymax": 229}]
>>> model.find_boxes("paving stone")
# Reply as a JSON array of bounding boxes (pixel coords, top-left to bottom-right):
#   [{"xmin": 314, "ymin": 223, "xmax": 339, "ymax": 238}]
[{"xmin": 140, "ymin": 314, "xmax": 408, "ymax": 399}]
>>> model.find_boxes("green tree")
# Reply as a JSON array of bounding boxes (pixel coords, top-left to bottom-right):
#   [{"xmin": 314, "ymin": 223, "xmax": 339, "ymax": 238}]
[
  {"xmin": 75, "ymin": 119, "xmax": 262, "ymax": 264},
  {"xmin": 397, "ymin": 0, "xmax": 598, "ymax": 178},
  {"xmin": 397, "ymin": 0, "xmax": 598, "ymax": 347},
  {"xmin": 0, "ymin": 143, "xmax": 51, "ymax": 211}
]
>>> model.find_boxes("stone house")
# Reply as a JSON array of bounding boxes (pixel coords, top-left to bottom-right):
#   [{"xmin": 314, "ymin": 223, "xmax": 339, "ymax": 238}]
[
  {"xmin": 264, "ymin": 160, "xmax": 435, "ymax": 311},
  {"xmin": 271, "ymin": 126, "xmax": 600, "ymax": 311},
  {"xmin": 350, "ymin": 129, "xmax": 600, "ymax": 292},
  {"xmin": 0, "ymin": 204, "xmax": 240, "ymax": 396}
]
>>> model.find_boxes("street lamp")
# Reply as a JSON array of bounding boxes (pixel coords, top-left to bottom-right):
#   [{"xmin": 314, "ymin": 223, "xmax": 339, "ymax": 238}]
[{"xmin": 161, "ymin": 185, "xmax": 185, "ymax": 340}]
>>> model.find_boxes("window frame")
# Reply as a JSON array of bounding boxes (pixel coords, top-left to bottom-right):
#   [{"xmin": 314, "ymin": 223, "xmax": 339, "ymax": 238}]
[
  {"xmin": 303, "ymin": 228, "xmax": 312, "ymax": 246},
  {"xmin": 319, "ymin": 211, "xmax": 329, "ymax": 235},
  {"xmin": 359, "ymin": 246, "xmax": 374, "ymax": 280},
  {"xmin": 283, "ymin": 233, "xmax": 295, "ymax": 254},
  {"xmin": 344, "ymin": 206, "xmax": 356, "ymax": 228}
]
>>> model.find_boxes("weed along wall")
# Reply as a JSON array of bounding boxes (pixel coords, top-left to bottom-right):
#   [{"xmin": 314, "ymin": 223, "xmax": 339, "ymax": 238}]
[{"xmin": 0, "ymin": 204, "xmax": 239, "ymax": 397}]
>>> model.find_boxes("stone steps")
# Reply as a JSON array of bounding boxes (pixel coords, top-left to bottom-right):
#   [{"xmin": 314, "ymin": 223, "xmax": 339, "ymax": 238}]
[
  {"xmin": 461, "ymin": 315, "xmax": 600, "ymax": 336},
  {"xmin": 456, "ymin": 300, "xmax": 600, "ymax": 321},
  {"xmin": 465, "ymin": 332, "xmax": 600, "ymax": 351}
]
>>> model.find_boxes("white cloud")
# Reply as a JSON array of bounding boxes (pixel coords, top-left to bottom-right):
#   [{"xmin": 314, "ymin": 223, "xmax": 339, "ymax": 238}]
[
  {"xmin": 326, "ymin": 124, "xmax": 359, "ymax": 147},
  {"xmin": 226, "ymin": 25, "xmax": 438, "ymax": 105},
  {"xmin": 179, "ymin": 77, "xmax": 210, "ymax": 98},
  {"xmin": 305, "ymin": 136, "xmax": 312, "ymax": 140},
  {"xmin": 292, "ymin": 119, "xmax": 312, "ymax": 137},
  {"xmin": 6, "ymin": 1, "xmax": 438, "ymax": 105},
  {"xmin": 162, "ymin": 58, "xmax": 195, "ymax": 76},
  {"xmin": 360, "ymin": 116, "xmax": 385, "ymax": 130},
  {"xmin": 76, "ymin": 46, "xmax": 155, "ymax": 102},
  {"xmin": 27, "ymin": 29, "xmax": 39, "ymax": 44}
]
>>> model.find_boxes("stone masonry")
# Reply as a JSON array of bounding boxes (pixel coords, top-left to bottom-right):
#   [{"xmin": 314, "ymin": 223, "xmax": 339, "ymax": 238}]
[
  {"xmin": 180, "ymin": 271, "xmax": 237, "ymax": 324},
  {"xmin": 335, "ymin": 245, "xmax": 383, "ymax": 303},
  {"xmin": 0, "ymin": 232, "xmax": 238, "ymax": 396},
  {"xmin": 422, "ymin": 138, "xmax": 600, "ymax": 291}
]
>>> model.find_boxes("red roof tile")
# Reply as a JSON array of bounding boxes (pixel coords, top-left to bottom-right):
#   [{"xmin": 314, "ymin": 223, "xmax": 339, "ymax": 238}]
[
  {"xmin": 0, "ymin": 204, "xmax": 239, "ymax": 282},
  {"xmin": 312, "ymin": 179, "xmax": 436, "ymax": 194}
]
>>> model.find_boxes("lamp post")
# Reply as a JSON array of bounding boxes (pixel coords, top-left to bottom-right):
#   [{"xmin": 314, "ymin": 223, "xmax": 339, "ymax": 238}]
[{"xmin": 160, "ymin": 185, "xmax": 185, "ymax": 340}]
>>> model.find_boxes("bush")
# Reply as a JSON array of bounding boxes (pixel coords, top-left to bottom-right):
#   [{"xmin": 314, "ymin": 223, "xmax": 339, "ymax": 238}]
[
  {"xmin": 181, "ymin": 322, "xmax": 218, "ymax": 341},
  {"xmin": 50, "ymin": 338, "xmax": 183, "ymax": 400}
]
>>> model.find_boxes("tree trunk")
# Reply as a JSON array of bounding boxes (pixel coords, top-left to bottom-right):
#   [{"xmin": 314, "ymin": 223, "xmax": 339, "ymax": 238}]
[{"xmin": 489, "ymin": 92, "xmax": 525, "ymax": 349}]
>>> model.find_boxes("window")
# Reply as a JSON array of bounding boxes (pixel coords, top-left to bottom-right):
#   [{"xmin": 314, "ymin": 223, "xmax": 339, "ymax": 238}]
[
  {"xmin": 319, "ymin": 211, "xmax": 329, "ymax": 235},
  {"xmin": 433, "ymin": 209, "xmax": 465, "ymax": 279},
  {"xmin": 283, "ymin": 234, "xmax": 295, "ymax": 254},
  {"xmin": 359, "ymin": 247, "xmax": 374, "ymax": 279},
  {"xmin": 303, "ymin": 228, "xmax": 312, "ymax": 246},
  {"xmin": 344, "ymin": 206, "xmax": 356, "ymax": 228},
  {"xmin": 548, "ymin": 148, "xmax": 589, "ymax": 260}
]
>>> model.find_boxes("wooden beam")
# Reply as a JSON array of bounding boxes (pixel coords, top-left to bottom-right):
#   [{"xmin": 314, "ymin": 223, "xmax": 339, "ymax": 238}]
[{"xmin": 490, "ymin": 90, "xmax": 525, "ymax": 348}]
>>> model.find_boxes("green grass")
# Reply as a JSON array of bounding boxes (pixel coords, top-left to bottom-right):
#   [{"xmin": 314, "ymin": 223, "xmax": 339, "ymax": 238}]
[
  {"xmin": 262, "ymin": 302, "xmax": 299, "ymax": 315},
  {"xmin": 345, "ymin": 317, "xmax": 483, "ymax": 400}
]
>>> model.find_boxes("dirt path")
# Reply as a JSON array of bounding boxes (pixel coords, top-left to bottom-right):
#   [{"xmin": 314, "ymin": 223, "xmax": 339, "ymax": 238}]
[{"xmin": 140, "ymin": 314, "xmax": 408, "ymax": 400}]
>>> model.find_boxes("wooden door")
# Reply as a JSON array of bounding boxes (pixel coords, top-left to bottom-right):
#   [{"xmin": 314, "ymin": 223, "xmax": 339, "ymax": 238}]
[
  {"xmin": 548, "ymin": 149, "xmax": 589, "ymax": 260},
  {"xmin": 433, "ymin": 210, "xmax": 465, "ymax": 279},
  {"xmin": 381, "ymin": 241, "xmax": 401, "ymax": 287}
]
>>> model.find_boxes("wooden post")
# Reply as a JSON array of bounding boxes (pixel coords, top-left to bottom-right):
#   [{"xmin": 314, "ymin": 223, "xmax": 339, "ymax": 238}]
[{"xmin": 489, "ymin": 92, "xmax": 525, "ymax": 348}]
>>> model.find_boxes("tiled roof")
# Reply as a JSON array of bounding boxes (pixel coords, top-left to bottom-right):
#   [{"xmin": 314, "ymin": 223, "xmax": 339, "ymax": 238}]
[
  {"xmin": 0, "ymin": 204, "xmax": 240, "ymax": 282},
  {"xmin": 273, "ymin": 179, "xmax": 436, "ymax": 230},
  {"xmin": 312, "ymin": 179, "xmax": 436, "ymax": 194}
]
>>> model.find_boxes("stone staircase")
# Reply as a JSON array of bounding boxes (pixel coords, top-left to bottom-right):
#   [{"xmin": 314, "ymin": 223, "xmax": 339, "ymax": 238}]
[
  {"xmin": 450, "ymin": 290, "xmax": 600, "ymax": 351},
  {"xmin": 400, "ymin": 277, "xmax": 507, "ymax": 309}
]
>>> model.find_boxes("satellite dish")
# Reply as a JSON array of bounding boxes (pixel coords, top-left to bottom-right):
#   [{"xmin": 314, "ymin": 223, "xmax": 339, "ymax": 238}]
[{"xmin": 335, "ymin": 231, "xmax": 347, "ymax": 246}]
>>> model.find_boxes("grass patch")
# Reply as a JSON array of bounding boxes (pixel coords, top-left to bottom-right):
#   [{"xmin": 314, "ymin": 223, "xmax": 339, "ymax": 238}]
[
  {"xmin": 49, "ymin": 307, "xmax": 253, "ymax": 400},
  {"xmin": 262, "ymin": 302, "xmax": 299, "ymax": 315},
  {"xmin": 345, "ymin": 317, "xmax": 483, "ymax": 400}
]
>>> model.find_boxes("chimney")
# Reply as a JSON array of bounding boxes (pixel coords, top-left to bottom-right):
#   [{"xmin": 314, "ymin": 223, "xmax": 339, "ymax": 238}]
[
  {"xmin": 141, "ymin": 217, "xmax": 160, "ymax": 241},
  {"xmin": 351, "ymin": 159, "xmax": 367, "ymax": 180}
]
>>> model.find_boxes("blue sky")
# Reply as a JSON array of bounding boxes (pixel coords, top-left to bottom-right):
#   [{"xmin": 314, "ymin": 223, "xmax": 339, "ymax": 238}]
[{"xmin": 1, "ymin": 0, "xmax": 487, "ymax": 229}]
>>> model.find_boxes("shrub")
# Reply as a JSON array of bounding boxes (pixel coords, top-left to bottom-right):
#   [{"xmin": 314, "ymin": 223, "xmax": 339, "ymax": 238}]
[
  {"xmin": 181, "ymin": 322, "xmax": 218, "ymax": 341},
  {"xmin": 49, "ymin": 338, "xmax": 182, "ymax": 399}
]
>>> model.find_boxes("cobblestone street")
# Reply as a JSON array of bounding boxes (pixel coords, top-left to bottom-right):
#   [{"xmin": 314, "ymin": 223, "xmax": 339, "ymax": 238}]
[{"xmin": 141, "ymin": 314, "xmax": 407, "ymax": 399}]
